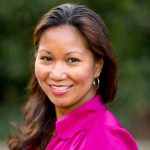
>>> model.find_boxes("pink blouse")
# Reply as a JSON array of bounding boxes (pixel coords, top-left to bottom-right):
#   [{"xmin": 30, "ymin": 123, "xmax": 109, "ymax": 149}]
[{"xmin": 46, "ymin": 95, "xmax": 138, "ymax": 150}]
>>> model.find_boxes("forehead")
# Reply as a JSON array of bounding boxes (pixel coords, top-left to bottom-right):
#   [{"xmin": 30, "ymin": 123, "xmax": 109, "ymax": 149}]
[
  {"xmin": 38, "ymin": 25, "xmax": 96, "ymax": 60},
  {"xmin": 39, "ymin": 25, "xmax": 89, "ymax": 48}
]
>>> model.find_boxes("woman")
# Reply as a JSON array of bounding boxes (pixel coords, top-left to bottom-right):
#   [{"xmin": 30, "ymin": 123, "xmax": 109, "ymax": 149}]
[{"xmin": 8, "ymin": 3, "xmax": 138, "ymax": 150}]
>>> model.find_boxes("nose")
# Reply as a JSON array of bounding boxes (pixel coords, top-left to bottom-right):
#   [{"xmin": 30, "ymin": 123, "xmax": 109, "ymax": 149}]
[{"xmin": 49, "ymin": 62, "xmax": 67, "ymax": 81}]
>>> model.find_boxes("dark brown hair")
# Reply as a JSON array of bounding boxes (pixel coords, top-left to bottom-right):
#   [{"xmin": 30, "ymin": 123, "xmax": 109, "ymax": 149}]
[{"xmin": 8, "ymin": 3, "xmax": 117, "ymax": 150}]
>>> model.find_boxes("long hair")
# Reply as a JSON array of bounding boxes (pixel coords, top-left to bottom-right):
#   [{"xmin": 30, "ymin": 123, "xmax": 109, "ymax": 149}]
[{"xmin": 8, "ymin": 3, "xmax": 117, "ymax": 150}]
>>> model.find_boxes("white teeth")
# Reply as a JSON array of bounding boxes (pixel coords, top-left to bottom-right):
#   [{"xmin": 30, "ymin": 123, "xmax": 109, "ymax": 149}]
[{"xmin": 51, "ymin": 85, "xmax": 70, "ymax": 91}]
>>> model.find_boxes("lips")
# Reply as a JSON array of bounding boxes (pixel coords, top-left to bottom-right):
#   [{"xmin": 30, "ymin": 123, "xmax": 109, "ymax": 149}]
[{"xmin": 49, "ymin": 85, "xmax": 73, "ymax": 95}]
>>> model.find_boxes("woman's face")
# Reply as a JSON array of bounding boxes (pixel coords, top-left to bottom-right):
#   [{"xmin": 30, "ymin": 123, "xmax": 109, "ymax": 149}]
[{"xmin": 35, "ymin": 25, "xmax": 103, "ymax": 116}]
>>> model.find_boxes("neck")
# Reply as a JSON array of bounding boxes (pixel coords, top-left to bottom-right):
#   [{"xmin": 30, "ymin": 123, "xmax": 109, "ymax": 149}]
[
  {"xmin": 55, "ymin": 90, "xmax": 97, "ymax": 120},
  {"xmin": 55, "ymin": 107, "xmax": 70, "ymax": 120}
]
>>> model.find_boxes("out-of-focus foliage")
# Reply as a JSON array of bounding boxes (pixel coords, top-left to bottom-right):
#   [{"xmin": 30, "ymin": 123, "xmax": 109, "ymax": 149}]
[{"xmin": 0, "ymin": 0, "xmax": 150, "ymax": 140}]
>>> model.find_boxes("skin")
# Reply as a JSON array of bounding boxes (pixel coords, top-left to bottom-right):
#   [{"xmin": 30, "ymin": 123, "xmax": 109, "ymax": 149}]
[{"xmin": 35, "ymin": 25, "xmax": 104, "ymax": 119}]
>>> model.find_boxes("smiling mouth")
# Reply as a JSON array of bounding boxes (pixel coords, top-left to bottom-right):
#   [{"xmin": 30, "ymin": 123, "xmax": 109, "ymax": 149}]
[
  {"xmin": 50, "ymin": 85, "xmax": 72, "ymax": 91},
  {"xmin": 49, "ymin": 85, "xmax": 73, "ymax": 95}
]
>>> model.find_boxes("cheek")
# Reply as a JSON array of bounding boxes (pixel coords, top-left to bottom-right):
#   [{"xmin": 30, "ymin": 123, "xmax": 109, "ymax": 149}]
[
  {"xmin": 71, "ymin": 64, "xmax": 95, "ymax": 84},
  {"xmin": 35, "ymin": 62, "xmax": 48, "ymax": 81}
]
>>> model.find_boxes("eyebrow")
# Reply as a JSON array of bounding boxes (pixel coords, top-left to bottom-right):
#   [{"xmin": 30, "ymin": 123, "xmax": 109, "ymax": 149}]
[
  {"xmin": 38, "ymin": 49, "xmax": 52, "ymax": 54},
  {"xmin": 39, "ymin": 49, "xmax": 82, "ymax": 55},
  {"xmin": 65, "ymin": 51, "xmax": 82, "ymax": 55}
]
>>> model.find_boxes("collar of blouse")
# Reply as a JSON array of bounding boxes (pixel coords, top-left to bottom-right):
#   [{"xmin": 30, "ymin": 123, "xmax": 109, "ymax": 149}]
[{"xmin": 55, "ymin": 95, "xmax": 107, "ymax": 139}]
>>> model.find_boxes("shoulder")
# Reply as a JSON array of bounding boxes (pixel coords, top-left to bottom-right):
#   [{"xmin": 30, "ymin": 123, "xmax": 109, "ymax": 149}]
[
  {"xmin": 83, "ymin": 125, "xmax": 138, "ymax": 150},
  {"xmin": 82, "ymin": 110, "xmax": 138, "ymax": 150}
]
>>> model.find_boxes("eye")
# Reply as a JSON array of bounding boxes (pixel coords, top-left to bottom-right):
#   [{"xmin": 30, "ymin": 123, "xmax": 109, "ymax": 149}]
[
  {"xmin": 40, "ymin": 56, "xmax": 53, "ymax": 62},
  {"xmin": 67, "ymin": 57, "xmax": 80, "ymax": 64}
]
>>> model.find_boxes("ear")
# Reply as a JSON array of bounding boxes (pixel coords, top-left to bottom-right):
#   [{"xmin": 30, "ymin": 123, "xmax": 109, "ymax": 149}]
[{"xmin": 94, "ymin": 58, "xmax": 104, "ymax": 78}]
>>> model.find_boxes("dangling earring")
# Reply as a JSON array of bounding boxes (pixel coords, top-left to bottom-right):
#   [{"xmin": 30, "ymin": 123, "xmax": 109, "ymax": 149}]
[{"xmin": 93, "ymin": 78, "xmax": 100, "ymax": 89}]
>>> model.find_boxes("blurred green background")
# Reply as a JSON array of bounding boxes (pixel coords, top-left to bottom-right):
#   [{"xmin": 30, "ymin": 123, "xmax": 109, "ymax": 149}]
[{"xmin": 0, "ymin": 0, "xmax": 150, "ymax": 141}]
